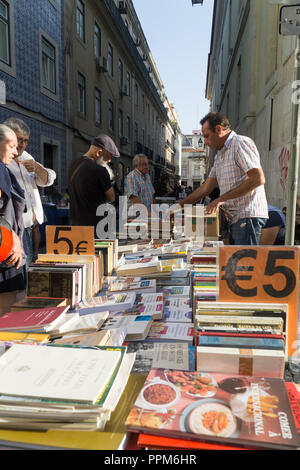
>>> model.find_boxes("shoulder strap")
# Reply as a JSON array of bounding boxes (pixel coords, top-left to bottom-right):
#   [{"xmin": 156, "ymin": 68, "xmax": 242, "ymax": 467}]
[{"xmin": 69, "ymin": 158, "xmax": 88, "ymax": 184}]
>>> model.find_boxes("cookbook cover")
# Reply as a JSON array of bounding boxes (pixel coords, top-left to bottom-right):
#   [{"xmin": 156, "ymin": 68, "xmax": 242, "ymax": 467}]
[{"xmin": 125, "ymin": 368, "xmax": 300, "ymax": 450}]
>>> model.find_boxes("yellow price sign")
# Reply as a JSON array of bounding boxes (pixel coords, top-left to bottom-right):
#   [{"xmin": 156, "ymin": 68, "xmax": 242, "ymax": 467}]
[
  {"xmin": 218, "ymin": 246, "xmax": 299, "ymax": 358},
  {"xmin": 46, "ymin": 226, "xmax": 95, "ymax": 255}
]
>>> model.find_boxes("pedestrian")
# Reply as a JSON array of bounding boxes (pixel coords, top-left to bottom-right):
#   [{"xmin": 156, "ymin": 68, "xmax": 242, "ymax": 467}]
[
  {"xmin": 0, "ymin": 125, "xmax": 27, "ymax": 314},
  {"xmin": 68, "ymin": 134, "xmax": 119, "ymax": 234},
  {"xmin": 4, "ymin": 118, "xmax": 56, "ymax": 264},
  {"xmin": 175, "ymin": 112, "xmax": 268, "ymax": 245},
  {"xmin": 125, "ymin": 154, "xmax": 155, "ymax": 214}
]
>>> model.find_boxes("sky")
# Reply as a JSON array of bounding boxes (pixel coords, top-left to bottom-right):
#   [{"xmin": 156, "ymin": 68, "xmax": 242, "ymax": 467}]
[{"xmin": 132, "ymin": 0, "xmax": 214, "ymax": 135}]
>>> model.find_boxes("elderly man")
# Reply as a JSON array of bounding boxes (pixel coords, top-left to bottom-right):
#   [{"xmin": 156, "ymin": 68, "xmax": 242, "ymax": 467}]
[
  {"xmin": 125, "ymin": 154, "xmax": 155, "ymax": 213},
  {"xmin": 177, "ymin": 112, "xmax": 268, "ymax": 245},
  {"xmin": 68, "ymin": 134, "xmax": 119, "ymax": 233},
  {"xmin": 0, "ymin": 124, "xmax": 26, "ymax": 313},
  {"xmin": 4, "ymin": 118, "xmax": 56, "ymax": 264}
]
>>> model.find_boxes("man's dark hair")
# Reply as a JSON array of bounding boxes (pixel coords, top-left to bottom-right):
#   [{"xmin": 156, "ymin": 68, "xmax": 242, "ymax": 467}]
[{"xmin": 200, "ymin": 112, "xmax": 231, "ymax": 131}]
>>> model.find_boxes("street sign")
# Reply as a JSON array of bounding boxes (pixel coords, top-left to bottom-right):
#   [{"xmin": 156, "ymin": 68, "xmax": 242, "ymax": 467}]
[
  {"xmin": 280, "ymin": 4, "xmax": 300, "ymax": 35},
  {"xmin": 46, "ymin": 226, "xmax": 95, "ymax": 255},
  {"xmin": 218, "ymin": 246, "xmax": 299, "ymax": 358}
]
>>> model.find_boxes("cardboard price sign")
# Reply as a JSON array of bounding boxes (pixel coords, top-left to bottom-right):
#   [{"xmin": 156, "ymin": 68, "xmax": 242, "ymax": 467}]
[
  {"xmin": 46, "ymin": 226, "xmax": 94, "ymax": 255},
  {"xmin": 218, "ymin": 246, "xmax": 299, "ymax": 357}
]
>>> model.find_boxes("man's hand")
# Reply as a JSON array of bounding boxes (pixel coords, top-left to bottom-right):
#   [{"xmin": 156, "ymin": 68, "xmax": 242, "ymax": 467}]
[
  {"xmin": 21, "ymin": 159, "xmax": 36, "ymax": 173},
  {"xmin": 205, "ymin": 197, "xmax": 224, "ymax": 215},
  {"xmin": 5, "ymin": 231, "xmax": 24, "ymax": 269}
]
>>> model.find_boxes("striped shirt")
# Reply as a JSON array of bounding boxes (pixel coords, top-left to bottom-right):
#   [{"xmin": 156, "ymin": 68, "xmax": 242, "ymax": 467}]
[
  {"xmin": 209, "ymin": 131, "xmax": 268, "ymax": 224},
  {"xmin": 125, "ymin": 168, "xmax": 155, "ymax": 212}
]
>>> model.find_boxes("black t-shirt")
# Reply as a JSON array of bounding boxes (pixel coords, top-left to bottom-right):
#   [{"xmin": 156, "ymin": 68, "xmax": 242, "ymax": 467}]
[{"xmin": 68, "ymin": 156, "xmax": 112, "ymax": 228}]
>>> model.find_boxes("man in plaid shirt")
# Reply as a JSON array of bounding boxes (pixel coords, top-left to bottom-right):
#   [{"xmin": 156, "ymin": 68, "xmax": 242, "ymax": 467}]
[
  {"xmin": 178, "ymin": 112, "xmax": 268, "ymax": 245},
  {"xmin": 125, "ymin": 154, "xmax": 155, "ymax": 214}
]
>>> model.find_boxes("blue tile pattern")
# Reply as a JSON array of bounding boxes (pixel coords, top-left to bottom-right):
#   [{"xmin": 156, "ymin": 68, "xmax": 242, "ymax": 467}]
[{"xmin": 0, "ymin": 0, "xmax": 66, "ymax": 187}]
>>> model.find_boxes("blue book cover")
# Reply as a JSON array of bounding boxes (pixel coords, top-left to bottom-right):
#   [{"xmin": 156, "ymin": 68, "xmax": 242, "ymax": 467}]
[{"xmin": 198, "ymin": 335, "xmax": 285, "ymax": 351}]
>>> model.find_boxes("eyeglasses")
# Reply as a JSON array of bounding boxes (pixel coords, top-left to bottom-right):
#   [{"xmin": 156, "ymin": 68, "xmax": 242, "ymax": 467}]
[{"xmin": 17, "ymin": 137, "xmax": 29, "ymax": 145}]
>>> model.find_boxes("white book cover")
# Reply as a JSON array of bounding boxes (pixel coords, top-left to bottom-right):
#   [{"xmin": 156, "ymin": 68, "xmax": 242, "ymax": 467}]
[
  {"xmin": 139, "ymin": 302, "xmax": 163, "ymax": 319},
  {"xmin": 0, "ymin": 344, "xmax": 121, "ymax": 404},
  {"xmin": 163, "ymin": 286, "xmax": 190, "ymax": 298},
  {"xmin": 162, "ymin": 309, "xmax": 193, "ymax": 323},
  {"xmin": 164, "ymin": 297, "xmax": 190, "ymax": 309},
  {"xmin": 109, "ymin": 279, "xmax": 156, "ymax": 294},
  {"xmin": 136, "ymin": 293, "xmax": 164, "ymax": 304},
  {"xmin": 58, "ymin": 311, "xmax": 110, "ymax": 334},
  {"xmin": 102, "ymin": 315, "xmax": 153, "ymax": 340},
  {"xmin": 87, "ymin": 293, "xmax": 136, "ymax": 312},
  {"xmin": 146, "ymin": 322, "xmax": 194, "ymax": 343}
]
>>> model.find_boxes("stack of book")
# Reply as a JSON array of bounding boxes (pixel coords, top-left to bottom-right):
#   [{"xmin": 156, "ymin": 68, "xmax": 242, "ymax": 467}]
[
  {"xmin": 0, "ymin": 343, "xmax": 135, "ymax": 431},
  {"xmin": 195, "ymin": 302, "xmax": 288, "ymax": 378},
  {"xmin": 32, "ymin": 253, "xmax": 104, "ymax": 305},
  {"xmin": 116, "ymin": 256, "xmax": 162, "ymax": 277}
]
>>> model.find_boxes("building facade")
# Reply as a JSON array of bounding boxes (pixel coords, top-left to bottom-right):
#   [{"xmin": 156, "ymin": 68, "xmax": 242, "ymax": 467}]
[
  {"xmin": 64, "ymin": 0, "xmax": 181, "ymax": 192},
  {"xmin": 0, "ymin": 0, "xmax": 66, "ymax": 192},
  {"xmin": 181, "ymin": 130, "xmax": 208, "ymax": 190},
  {"xmin": 205, "ymin": 0, "xmax": 298, "ymax": 211}
]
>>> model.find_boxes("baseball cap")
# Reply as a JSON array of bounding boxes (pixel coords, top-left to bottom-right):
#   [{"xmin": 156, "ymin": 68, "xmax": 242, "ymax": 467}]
[{"xmin": 91, "ymin": 134, "xmax": 120, "ymax": 158}]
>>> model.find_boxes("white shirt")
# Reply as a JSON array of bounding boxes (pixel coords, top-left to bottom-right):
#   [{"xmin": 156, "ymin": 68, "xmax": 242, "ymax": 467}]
[{"xmin": 8, "ymin": 150, "xmax": 56, "ymax": 228}]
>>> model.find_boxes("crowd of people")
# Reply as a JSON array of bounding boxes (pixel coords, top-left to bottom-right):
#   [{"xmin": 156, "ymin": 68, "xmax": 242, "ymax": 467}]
[{"xmin": 0, "ymin": 111, "xmax": 296, "ymax": 313}]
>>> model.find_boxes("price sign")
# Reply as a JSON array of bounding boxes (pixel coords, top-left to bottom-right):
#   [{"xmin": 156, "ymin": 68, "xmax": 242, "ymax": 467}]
[
  {"xmin": 46, "ymin": 226, "xmax": 95, "ymax": 255},
  {"xmin": 219, "ymin": 246, "xmax": 299, "ymax": 357}
]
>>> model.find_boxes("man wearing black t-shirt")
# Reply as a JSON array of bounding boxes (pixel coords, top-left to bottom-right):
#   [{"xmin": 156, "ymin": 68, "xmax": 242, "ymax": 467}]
[{"xmin": 68, "ymin": 134, "xmax": 120, "ymax": 233}]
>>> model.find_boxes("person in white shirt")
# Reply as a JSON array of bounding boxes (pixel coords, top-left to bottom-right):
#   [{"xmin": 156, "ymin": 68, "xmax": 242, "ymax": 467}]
[{"xmin": 3, "ymin": 118, "xmax": 56, "ymax": 264}]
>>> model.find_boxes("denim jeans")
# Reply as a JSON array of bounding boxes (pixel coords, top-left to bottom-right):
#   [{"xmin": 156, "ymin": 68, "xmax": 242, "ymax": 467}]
[{"xmin": 229, "ymin": 217, "xmax": 267, "ymax": 245}]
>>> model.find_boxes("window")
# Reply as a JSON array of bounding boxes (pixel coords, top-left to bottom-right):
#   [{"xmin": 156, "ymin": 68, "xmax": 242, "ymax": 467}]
[
  {"xmin": 107, "ymin": 43, "xmax": 113, "ymax": 76},
  {"xmin": 95, "ymin": 88, "xmax": 102, "ymax": 124},
  {"xmin": 41, "ymin": 36, "xmax": 56, "ymax": 93},
  {"xmin": 134, "ymin": 122, "xmax": 138, "ymax": 142},
  {"xmin": 118, "ymin": 58, "xmax": 123, "ymax": 90},
  {"xmin": 126, "ymin": 116, "xmax": 131, "ymax": 141},
  {"xmin": 94, "ymin": 22, "xmax": 101, "ymax": 58},
  {"xmin": 0, "ymin": 0, "xmax": 10, "ymax": 65},
  {"xmin": 108, "ymin": 99, "xmax": 114, "ymax": 131},
  {"xmin": 76, "ymin": 0, "xmax": 85, "ymax": 42},
  {"xmin": 142, "ymin": 94, "xmax": 145, "ymax": 113},
  {"xmin": 118, "ymin": 109, "xmax": 123, "ymax": 137},
  {"xmin": 126, "ymin": 71, "xmax": 131, "ymax": 96},
  {"xmin": 134, "ymin": 83, "xmax": 138, "ymax": 106},
  {"xmin": 77, "ymin": 72, "xmax": 86, "ymax": 116}
]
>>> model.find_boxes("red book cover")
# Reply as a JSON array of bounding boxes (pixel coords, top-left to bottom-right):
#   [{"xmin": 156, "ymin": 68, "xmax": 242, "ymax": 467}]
[
  {"xmin": 137, "ymin": 433, "xmax": 253, "ymax": 450},
  {"xmin": 126, "ymin": 368, "xmax": 300, "ymax": 450},
  {"xmin": 0, "ymin": 306, "xmax": 69, "ymax": 330},
  {"xmin": 285, "ymin": 382, "xmax": 300, "ymax": 434}
]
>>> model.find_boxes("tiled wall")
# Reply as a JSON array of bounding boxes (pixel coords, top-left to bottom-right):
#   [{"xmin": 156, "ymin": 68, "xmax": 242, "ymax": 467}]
[{"xmin": 0, "ymin": 0, "xmax": 66, "ymax": 187}]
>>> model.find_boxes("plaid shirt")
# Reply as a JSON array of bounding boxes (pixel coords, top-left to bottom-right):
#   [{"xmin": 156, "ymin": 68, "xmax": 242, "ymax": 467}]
[
  {"xmin": 125, "ymin": 168, "xmax": 155, "ymax": 212},
  {"xmin": 209, "ymin": 131, "xmax": 268, "ymax": 224}
]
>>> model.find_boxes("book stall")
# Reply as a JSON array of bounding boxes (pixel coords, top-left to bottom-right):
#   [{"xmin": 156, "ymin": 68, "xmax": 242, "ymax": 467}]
[{"xmin": 0, "ymin": 222, "xmax": 299, "ymax": 451}]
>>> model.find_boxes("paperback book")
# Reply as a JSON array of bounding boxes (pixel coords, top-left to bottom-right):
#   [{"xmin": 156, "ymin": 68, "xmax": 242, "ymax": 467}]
[
  {"xmin": 126, "ymin": 342, "xmax": 195, "ymax": 374},
  {"xmin": 145, "ymin": 322, "xmax": 194, "ymax": 343},
  {"xmin": 125, "ymin": 368, "xmax": 300, "ymax": 450},
  {"xmin": 101, "ymin": 314, "xmax": 153, "ymax": 341}
]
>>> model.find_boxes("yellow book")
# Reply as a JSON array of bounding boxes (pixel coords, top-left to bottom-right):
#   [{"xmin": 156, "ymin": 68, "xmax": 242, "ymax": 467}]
[{"xmin": 0, "ymin": 331, "xmax": 50, "ymax": 344}]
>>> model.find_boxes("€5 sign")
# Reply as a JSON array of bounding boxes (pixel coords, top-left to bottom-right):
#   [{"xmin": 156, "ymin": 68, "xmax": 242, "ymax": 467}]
[{"xmin": 218, "ymin": 246, "xmax": 299, "ymax": 358}]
